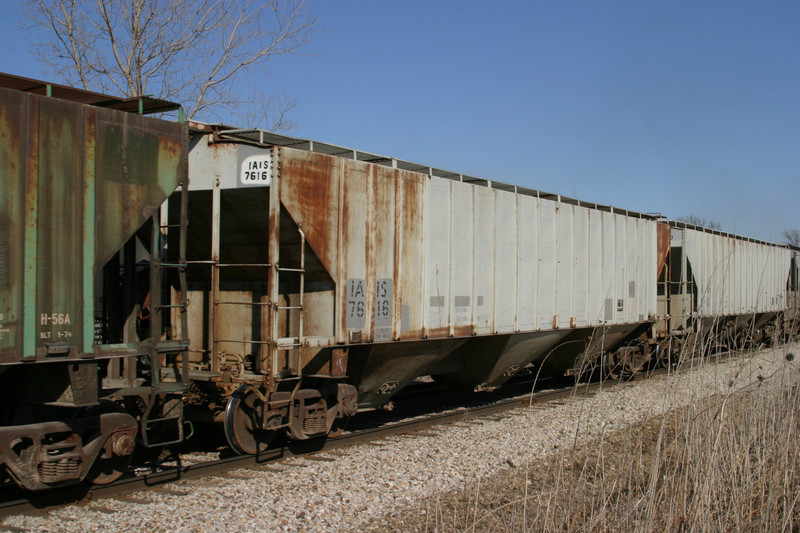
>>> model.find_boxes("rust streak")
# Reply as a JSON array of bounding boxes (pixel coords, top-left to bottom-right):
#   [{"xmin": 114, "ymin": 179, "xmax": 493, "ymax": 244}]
[{"xmin": 656, "ymin": 223, "xmax": 670, "ymax": 279}]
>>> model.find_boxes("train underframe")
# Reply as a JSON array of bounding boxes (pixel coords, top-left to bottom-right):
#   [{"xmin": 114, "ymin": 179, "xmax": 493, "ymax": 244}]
[
  {"xmin": 3, "ymin": 304, "xmax": 795, "ymax": 492},
  {"xmin": 0, "ymin": 358, "xmax": 184, "ymax": 492}
]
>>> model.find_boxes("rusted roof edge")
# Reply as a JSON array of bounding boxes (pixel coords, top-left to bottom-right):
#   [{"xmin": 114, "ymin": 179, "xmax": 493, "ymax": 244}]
[{"xmin": 0, "ymin": 72, "xmax": 180, "ymax": 115}]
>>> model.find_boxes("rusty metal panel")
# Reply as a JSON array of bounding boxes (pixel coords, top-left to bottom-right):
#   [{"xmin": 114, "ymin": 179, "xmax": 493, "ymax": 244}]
[
  {"xmin": 184, "ymin": 287, "xmax": 206, "ymax": 362},
  {"xmin": 35, "ymin": 96, "xmax": 85, "ymax": 355},
  {"xmin": 394, "ymin": 170, "xmax": 425, "ymax": 340},
  {"xmin": 656, "ymin": 223, "xmax": 670, "ymax": 279},
  {"xmin": 340, "ymin": 158, "xmax": 368, "ymax": 341},
  {"xmin": 278, "ymin": 147, "xmax": 340, "ymax": 279},
  {"xmin": 0, "ymin": 88, "xmax": 26, "ymax": 362},
  {"xmin": 94, "ymin": 108, "xmax": 185, "ymax": 267},
  {"xmin": 371, "ymin": 164, "xmax": 396, "ymax": 342},
  {"xmin": 0, "ymin": 86, "xmax": 185, "ymax": 365},
  {"xmin": 493, "ymin": 190, "xmax": 516, "ymax": 333}
]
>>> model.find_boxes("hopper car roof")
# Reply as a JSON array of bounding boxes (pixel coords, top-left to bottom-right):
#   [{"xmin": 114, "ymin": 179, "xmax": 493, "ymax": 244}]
[
  {"xmin": 192, "ymin": 123, "xmax": 792, "ymax": 251},
  {"xmin": 191, "ymin": 122, "xmax": 662, "ymax": 222},
  {"xmin": 0, "ymin": 71, "xmax": 180, "ymax": 115},
  {"xmin": 668, "ymin": 219, "xmax": 791, "ymax": 249}
]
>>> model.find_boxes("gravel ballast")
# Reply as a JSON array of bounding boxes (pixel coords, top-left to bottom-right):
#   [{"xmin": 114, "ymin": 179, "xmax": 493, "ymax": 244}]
[{"xmin": 3, "ymin": 342, "xmax": 798, "ymax": 532}]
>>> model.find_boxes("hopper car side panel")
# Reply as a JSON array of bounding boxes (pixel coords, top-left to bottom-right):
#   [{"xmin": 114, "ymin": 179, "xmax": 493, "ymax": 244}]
[
  {"xmin": 272, "ymin": 145, "xmax": 660, "ymax": 353},
  {"xmin": 573, "ymin": 205, "xmax": 589, "ymax": 328},
  {"xmin": 0, "ymin": 87, "xmax": 185, "ymax": 364},
  {"xmin": 187, "ymin": 139, "xmax": 661, "ymax": 403},
  {"xmin": 683, "ymin": 227, "xmax": 789, "ymax": 316},
  {"xmin": 0, "ymin": 87, "xmax": 27, "ymax": 363},
  {"xmin": 420, "ymin": 180, "xmax": 659, "ymax": 342},
  {"xmin": 494, "ymin": 189, "xmax": 517, "ymax": 333},
  {"xmin": 473, "ymin": 185, "xmax": 494, "ymax": 335},
  {"xmin": 424, "ymin": 178, "xmax": 452, "ymax": 335}
]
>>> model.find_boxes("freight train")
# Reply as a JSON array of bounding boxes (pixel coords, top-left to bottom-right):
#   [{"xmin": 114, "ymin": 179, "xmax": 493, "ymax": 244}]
[{"xmin": 1, "ymin": 73, "xmax": 798, "ymax": 491}]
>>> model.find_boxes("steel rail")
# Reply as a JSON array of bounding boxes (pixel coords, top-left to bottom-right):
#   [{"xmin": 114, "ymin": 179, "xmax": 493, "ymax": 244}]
[{"xmin": 0, "ymin": 373, "xmax": 648, "ymax": 519}]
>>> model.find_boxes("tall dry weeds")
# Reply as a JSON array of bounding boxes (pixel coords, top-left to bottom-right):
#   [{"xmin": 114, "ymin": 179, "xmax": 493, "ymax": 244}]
[{"xmin": 419, "ymin": 341, "xmax": 800, "ymax": 532}]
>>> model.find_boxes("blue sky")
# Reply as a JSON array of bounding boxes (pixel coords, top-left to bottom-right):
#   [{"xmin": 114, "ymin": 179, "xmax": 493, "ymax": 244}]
[{"xmin": 2, "ymin": 1, "xmax": 798, "ymax": 242}]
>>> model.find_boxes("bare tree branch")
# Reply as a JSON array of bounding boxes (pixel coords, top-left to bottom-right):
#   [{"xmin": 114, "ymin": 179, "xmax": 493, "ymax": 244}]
[
  {"xmin": 784, "ymin": 229, "xmax": 800, "ymax": 247},
  {"xmin": 23, "ymin": 0, "xmax": 316, "ymax": 129},
  {"xmin": 677, "ymin": 215, "xmax": 722, "ymax": 231}
]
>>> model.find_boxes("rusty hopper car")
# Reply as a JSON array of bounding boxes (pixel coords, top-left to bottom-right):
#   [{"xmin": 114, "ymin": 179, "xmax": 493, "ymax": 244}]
[
  {"xmin": 182, "ymin": 125, "xmax": 665, "ymax": 454},
  {"xmin": 656, "ymin": 222, "xmax": 797, "ymax": 356},
  {"xmin": 0, "ymin": 74, "xmax": 190, "ymax": 490}
]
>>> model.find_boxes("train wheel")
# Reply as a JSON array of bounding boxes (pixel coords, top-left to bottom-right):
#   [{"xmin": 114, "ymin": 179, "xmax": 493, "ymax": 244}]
[
  {"xmin": 224, "ymin": 385, "xmax": 275, "ymax": 455},
  {"xmin": 85, "ymin": 403, "xmax": 137, "ymax": 485}
]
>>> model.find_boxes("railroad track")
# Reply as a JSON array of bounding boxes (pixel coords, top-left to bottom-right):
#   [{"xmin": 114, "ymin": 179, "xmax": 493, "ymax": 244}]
[{"xmin": 1, "ymin": 358, "xmax": 719, "ymax": 519}]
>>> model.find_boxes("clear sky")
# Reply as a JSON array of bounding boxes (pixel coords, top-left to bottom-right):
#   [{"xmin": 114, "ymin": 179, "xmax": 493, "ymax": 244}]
[{"xmin": 2, "ymin": 1, "xmax": 798, "ymax": 243}]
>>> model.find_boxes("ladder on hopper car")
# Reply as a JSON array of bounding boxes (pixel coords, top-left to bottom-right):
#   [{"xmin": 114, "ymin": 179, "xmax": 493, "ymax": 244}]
[
  {"xmin": 208, "ymin": 259, "xmax": 272, "ymax": 374},
  {"xmin": 270, "ymin": 227, "xmax": 307, "ymax": 384},
  {"xmin": 141, "ymin": 183, "xmax": 192, "ymax": 447},
  {"xmin": 206, "ymin": 219, "xmax": 306, "ymax": 385}
]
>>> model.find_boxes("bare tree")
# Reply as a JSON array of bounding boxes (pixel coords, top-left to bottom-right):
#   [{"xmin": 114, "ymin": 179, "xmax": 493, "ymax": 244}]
[
  {"xmin": 677, "ymin": 215, "xmax": 722, "ymax": 231},
  {"xmin": 784, "ymin": 229, "xmax": 800, "ymax": 247},
  {"xmin": 23, "ymin": 0, "xmax": 316, "ymax": 129}
]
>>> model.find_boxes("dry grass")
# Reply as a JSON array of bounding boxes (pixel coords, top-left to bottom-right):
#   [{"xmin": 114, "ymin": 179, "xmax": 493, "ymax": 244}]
[{"xmin": 389, "ymin": 342, "xmax": 800, "ymax": 532}]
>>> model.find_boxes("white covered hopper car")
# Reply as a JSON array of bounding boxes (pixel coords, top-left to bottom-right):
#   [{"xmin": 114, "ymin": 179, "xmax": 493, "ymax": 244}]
[{"xmin": 180, "ymin": 125, "xmax": 667, "ymax": 452}]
